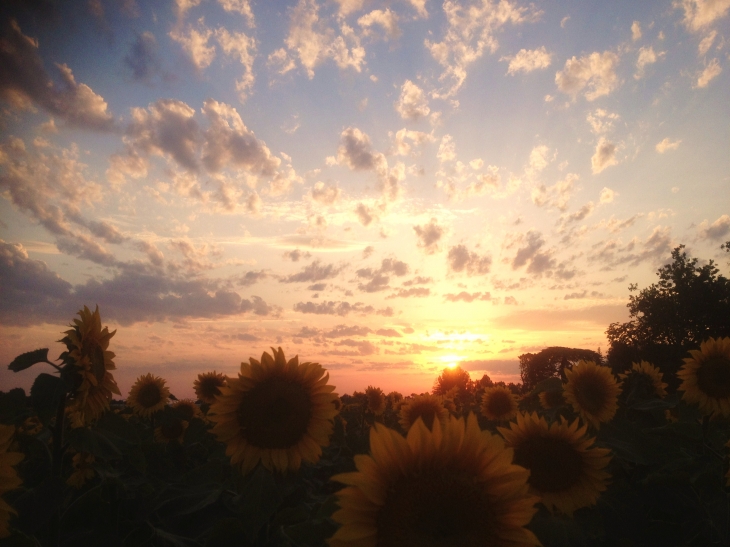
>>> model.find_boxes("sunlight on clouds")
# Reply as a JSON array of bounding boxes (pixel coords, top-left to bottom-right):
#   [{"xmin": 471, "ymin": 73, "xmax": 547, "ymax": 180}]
[
  {"xmin": 694, "ymin": 58, "xmax": 722, "ymax": 87},
  {"xmin": 655, "ymin": 138, "xmax": 682, "ymax": 153},
  {"xmin": 555, "ymin": 51, "xmax": 620, "ymax": 101}
]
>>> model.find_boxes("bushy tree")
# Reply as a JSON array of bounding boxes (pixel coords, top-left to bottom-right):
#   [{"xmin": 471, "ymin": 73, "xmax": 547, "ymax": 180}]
[
  {"xmin": 519, "ymin": 347, "xmax": 602, "ymax": 391},
  {"xmin": 606, "ymin": 244, "xmax": 730, "ymax": 383},
  {"xmin": 432, "ymin": 366, "xmax": 473, "ymax": 396}
]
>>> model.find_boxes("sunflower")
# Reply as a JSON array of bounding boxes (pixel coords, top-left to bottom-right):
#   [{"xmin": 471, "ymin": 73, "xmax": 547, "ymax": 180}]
[
  {"xmin": 677, "ymin": 337, "xmax": 730, "ymax": 417},
  {"xmin": 498, "ymin": 412, "xmax": 612, "ymax": 516},
  {"xmin": 398, "ymin": 393, "xmax": 448, "ymax": 431},
  {"xmin": 127, "ymin": 373, "xmax": 170, "ymax": 418},
  {"xmin": 539, "ymin": 389, "xmax": 565, "ymax": 410},
  {"xmin": 365, "ymin": 386, "xmax": 386, "ymax": 415},
  {"xmin": 66, "ymin": 452, "xmax": 95, "ymax": 489},
  {"xmin": 0, "ymin": 425, "xmax": 23, "ymax": 539},
  {"xmin": 194, "ymin": 371, "xmax": 228, "ymax": 404},
  {"xmin": 60, "ymin": 306, "xmax": 121, "ymax": 426},
  {"xmin": 209, "ymin": 347, "xmax": 339, "ymax": 474},
  {"xmin": 480, "ymin": 385, "xmax": 519, "ymax": 421},
  {"xmin": 329, "ymin": 414, "xmax": 539, "ymax": 547},
  {"xmin": 154, "ymin": 418, "xmax": 189, "ymax": 444},
  {"xmin": 172, "ymin": 399, "xmax": 202, "ymax": 421},
  {"xmin": 619, "ymin": 361, "xmax": 668, "ymax": 399},
  {"xmin": 563, "ymin": 361, "xmax": 620, "ymax": 429},
  {"xmin": 387, "ymin": 391, "xmax": 403, "ymax": 407}
]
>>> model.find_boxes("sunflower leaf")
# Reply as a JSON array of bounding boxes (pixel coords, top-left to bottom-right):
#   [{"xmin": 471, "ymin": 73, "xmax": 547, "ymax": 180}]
[
  {"xmin": 9, "ymin": 348, "xmax": 52, "ymax": 372},
  {"xmin": 30, "ymin": 373, "xmax": 67, "ymax": 424}
]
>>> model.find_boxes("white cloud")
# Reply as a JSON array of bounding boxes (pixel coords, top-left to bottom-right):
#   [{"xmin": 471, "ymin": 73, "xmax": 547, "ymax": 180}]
[
  {"xmin": 501, "ymin": 46, "xmax": 552, "ymax": 75},
  {"xmin": 698, "ymin": 30, "xmax": 717, "ymax": 55},
  {"xmin": 390, "ymin": 128, "xmax": 435, "ymax": 156},
  {"xmin": 591, "ymin": 138, "xmax": 618, "ymax": 174},
  {"xmin": 337, "ymin": 127, "xmax": 386, "ymax": 171},
  {"xmin": 358, "ymin": 9, "xmax": 401, "ymax": 40},
  {"xmin": 635, "ymin": 46, "xmax": 664, "ymax": 79},
  {"xmin": 310, "ymin": 181, "xmax": 341, "ymax": 205},
  {"xmin": 698, "ymin": 214, "xmax": 730, "ymax": 239},
  {"xmin": 555, "ymin": 51, "xmax": 620, "ymax": 101},
  {"xmin": 413, "ymin": 218, "xmax": 444, "ymax": 254},
  {"xmin": 394, "ymin": 80, "xmax": 430, "ymax": 120},
  {"xmin": 694, "ymin": 58, "xmax": 722, "ymax": 87},
  {"xmin": 631, "ymin": 21, "xmax": 642, "ymax": 41},
  {"xmin": 437, "ymin": 134, "xmax": 456, "ymax": 163},
  {"xmin": 169, "ymin": 18, "xmax": 216, "ymax": 70},
  {"xmin": 678, "ymin": 0, "xmax": 730, "ymax": 32},
  {"xmin": 560, "ymin": 16, "xmax": 570, "ymax": 28},
  {"xmin": 527, "ymin": 145, "xmax": 551, "ymax": 175},
  {"xmin": 332, "ymin": 0, "xmax": 366, "ymax": 17},
  {"xmin": 425, "ymin": 0, "xmax": 534, "ymax": 98},
  {"xmin": 403, "ymin": 0, "xmax": 428, "ymax": 18},
  {"xmin": 599, "ymin": 187, "xmax": 617, "ymax": 203},
  {"xmin": 218, "ymin": 0, "xmax": 255, "ymax": 27},
  {"xmin": 215, "ymin": 28, "xmax": 256, "ymax": 102},
  {"xmin": 655, "ymin": 138, "xmax": 682, "ymax": 153},
  {"xmin": 447, "ymin": 244, "xmax": 492, "ymax": 275},
  {"xmin": 531, "ymin": 173, "xmax": 579, "ymax": 211},
  {"xmin": 586, "ymin": 109, "xmax": 619, "ymax": 134}
]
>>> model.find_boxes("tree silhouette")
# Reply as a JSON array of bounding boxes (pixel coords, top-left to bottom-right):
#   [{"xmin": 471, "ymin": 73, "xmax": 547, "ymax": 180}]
[
  {"xmin": 519, "ymin": 347, "xmax": 602, "ymax": 391},
  {"xmin": 432, "ymin": 367, "xmax": 473, "ymax": 396}
]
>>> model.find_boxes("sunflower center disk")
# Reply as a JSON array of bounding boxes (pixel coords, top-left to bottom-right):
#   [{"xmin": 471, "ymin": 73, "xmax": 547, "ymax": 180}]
[
  {"xmin": 696, "ymin": 356, "xmax": 730, "ymax": 398},
  {"xmin": 487, "ymin": 393, "xmax": 512, "ymax": 417},
  {"xmin": 514, "ymin": 436, "xmax": 583, "ymax": 493},
  {"xmin": 161, "ymin": 419, "xmax": 184, "ymax": 439},
  {"xmin": 200, "ymin": 378, "xmax": 223, "ymax": 400},
  {"xmin": 138, "ymin": 383, "xmax": 162, "ymax": 408},
  {"xmin": 377, "ymin": 470, "xmax": 494, "ymax": 546},
  {"xmin": 409, "ymin": 403, "xmax": 437, "ymax": 429},
  {"xmin": 237, "ymin": 377, "xmax": 313, "ymax": 449},
  {"xmin": 574, "ymin": 373, "xmax": 608, "ymax": 415}
]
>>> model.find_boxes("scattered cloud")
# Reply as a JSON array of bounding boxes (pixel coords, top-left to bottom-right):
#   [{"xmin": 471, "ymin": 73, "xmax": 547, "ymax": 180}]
[
  {"xmin": 678, "ymin": 0, "xmax": 730, "ymax": 32},
  {"xmin": 281, "ymin": 259, "xmax": 344, "ymax": 283},
  {"xmin": 694, "ymin": 58, "xmax": 722, "ymax": 87},
  {"xmin": 293, "ymin": 300, "xmax": 393, "ymax": 316},
  {"xmin": 501, "ymin": 46, "xmax": 552, "ymax": 75},
  {"xmin": 599, "ymin": 187, "xmax": 617, "ymax": 203},
  {"xmin": 444, "ymin": 291, "xmax": 491, "ymax": 303},
  {"xmin": 655, "ymin": 138, "xmax": 682, "ymax": 153},
  {"xmin": 555, "ymin": 51, "xmax": 620, "ymax": 101},
  {"xmin": 635, "ymin": 46, "xmax": 664, "ymax": 79},
  {"xmin": 394, "ymin": 80, "xmax": 430, "ymax": 120},
  {"xmin": 358, "ymin": 9, "xmax": 401, "ymax": 41},
  {"xmin": 386, "ymin": 287, "xmax": 430, "ymax": 299},
  {"xmin": 698, "ymin": 214, "xmax": 730, "ymax": 240},
  {"xmin": 447, "ymin": 245, "xmax": 492, "ymax": 275},
  {"xmin": 631, "ymin": 21, "xmax": 642, "ymax": 41},
  {"xmin": 413, "ymin": 218, "xmax": 445, "ymax": 254},
  {"xmin": 591, "ymin": 138, "xmax": 618, "ymax": 174},
  {"xmin": 169, "ymin": 18, "xmax": 216, "ymax": 71},
  {"xmin": 586, "ymin": 109, "xmax": 620, "ymax": 134}
]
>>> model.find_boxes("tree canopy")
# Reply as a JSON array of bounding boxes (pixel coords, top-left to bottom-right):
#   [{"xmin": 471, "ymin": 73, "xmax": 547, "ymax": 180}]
[{"xmin": 518, "ymin": 347, "xmax": 602, "ymax": 391}]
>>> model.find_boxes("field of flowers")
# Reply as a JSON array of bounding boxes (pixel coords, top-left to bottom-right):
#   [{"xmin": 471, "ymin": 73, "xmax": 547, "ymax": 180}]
[{"xmin": 1, "ymin": 306, "xmax": 730, "ymax": 546}]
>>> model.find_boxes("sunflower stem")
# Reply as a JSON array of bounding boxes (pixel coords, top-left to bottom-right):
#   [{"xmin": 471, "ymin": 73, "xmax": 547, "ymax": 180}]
[{"xmin": 52, "ymin": 392, "xmax": 68, "ymax": 476}]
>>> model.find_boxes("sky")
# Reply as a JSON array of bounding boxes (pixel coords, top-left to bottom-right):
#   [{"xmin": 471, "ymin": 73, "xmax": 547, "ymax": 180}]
[{"xmin": 1, "ymin": 0, "xmax": 729, "ymax": 399}]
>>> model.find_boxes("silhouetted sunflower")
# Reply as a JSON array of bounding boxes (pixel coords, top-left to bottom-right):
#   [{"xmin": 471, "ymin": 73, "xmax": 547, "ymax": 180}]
[
  {"xmin": 365, "ymin": 385, "xmax": 386, "ymax": 415},
  {"xmin": 398, "ymin": 393, "xmax": 448, "ymax": 431},
  {"xmin": 499, "ymin": 412, "xmax": 612, "ymax": 516},
  {"xmin": 60, "ymin": 306, "xmax": 121, "ymax": 426},
  {"xmin": 194, "ymin": 371, "xmax": 228, "ymax": 404},
  {"xmin": 480, "ymin": 385, "xmax": 519, "ymax": 421},
  {"xmin": 539, "ymin": 389, "xmax": 565, "ymax": 410},
  {"xmin": 329, "ymin": 414, "xmax": 539, "ymax": 546},
  {"xmin": 0, "ymin": 425, "xmax": 23, "ymax": 539},
  {"xmin": 172, "ymin": 399, "xmax": 202, "ymax": 421},
  {"xmin": 209, "ymin": 347, "xmax": 339, "ymax": 474},
  {"xmin": 66, "ymin": 452, "xmax": 95, "ymax": 489},
  {"xmin": 127, "ymin": 373, "xmax": 170, "ymax": 418},
  {"xmin": 619, "ymin": 361, "xmax": 668, "ymax": 398},
  {"xmin": 155, "ymin": 418, "xmax": 189, "ymax": 444},
  {"xmin": 678, "ymin": 337, "xmax": 730, "ymax": 417},
  {"xmin": 564, "ymin": 361, "xmax": 620, "ymax": 428}
]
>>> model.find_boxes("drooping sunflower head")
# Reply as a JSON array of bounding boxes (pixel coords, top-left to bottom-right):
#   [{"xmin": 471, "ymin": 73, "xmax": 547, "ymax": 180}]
[
  {"xmin": 499, "ymin": 412, "xmax": 612, "ymax": 516},
  {"xmin": 60, "ymin": 306, "xmax": 121, "ymax": 426},
  {"xmin": 619, "ymin": 361, "xmax": 668, "ymax": 399},
  {"xmin": 398, "ymin": 393, "xmax": 448, "ymax": 431},
  {"xmin": 480, "ymin": 385, "xmax": 519, "ymax": 421},
  {"xmin": 329, "ymin": 414, "xmax": 540, "ymax": 547},
  {"xmin": 154, "ymin": 417, "xmax": 189, "ymax": 444},
  {"xmin": 539, "ymin": 388, "xmax": 566, "ymax": 410},
  {"xmin": 364, "ymin": 385, "xmax": 386, "ymax": 415},
  {"xmin": 563, "ymin": 360, "xmax": 620, "ymax": 429},
  {"xmin": 678, "ymin": 337, "xmax": 730, "ymax": 417},
  {"xmin": 172, "ymin": 399, "xmax": 202, "ymax": 421},
  {"xmin": 194, "ymin": 371, "xmax": 228, "ymax": 404},
  {"xmin": 127, "ymin": 373, "xmax": 170, "ymax": 418},
  {"xmin": 209, "ymin": 347, "xmax": 339, "ymax": 475}
]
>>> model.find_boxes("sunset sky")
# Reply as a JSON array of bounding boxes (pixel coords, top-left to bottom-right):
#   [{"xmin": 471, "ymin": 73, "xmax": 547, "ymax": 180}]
[{"xmin": 1, "ymin": 0, "xmax": 729, "ymax": 398}]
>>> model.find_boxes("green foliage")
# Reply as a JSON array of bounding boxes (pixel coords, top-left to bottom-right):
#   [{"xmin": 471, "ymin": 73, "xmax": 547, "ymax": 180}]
[{"xmin": 519, "ymin": 347, "xmax": 602, "ymax": 391}]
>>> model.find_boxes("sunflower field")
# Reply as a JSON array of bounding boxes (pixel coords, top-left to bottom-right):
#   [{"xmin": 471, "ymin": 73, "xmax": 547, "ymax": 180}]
[{"xmin": 2, "ymin": 306, "xmax": 730, "ymax": 546}]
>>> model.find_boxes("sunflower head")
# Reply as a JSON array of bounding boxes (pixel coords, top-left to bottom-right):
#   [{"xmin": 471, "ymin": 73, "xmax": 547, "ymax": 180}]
[
  {"xmin": 127, "ymin": 373, "xmax": 170, "ymax": 418},
  {"xmin": 499, "ymin": 412, "xmax": 612, "ymax": 516},
  {"xmin": 329, "ymin": 414, "xmax": 540, "ymax": 546},
  {"xmin": 480, "ymin": 385, "xmax": 519, "ymax": 421},
  {"xmin": 539, "ymin": 388, "xmax": 566, "ymax": 410},
  {"xmin": 0, "ymin": 424, "xmax": 24, "ymax": 493},
  {"xmin": 364, "ymin": 385, "xmax": 386, "ymax": 415},
  {"xmin": 172, "ymin": 399, "xmax": 201, "ymax": 421},
  {"xmin": 209, "ymin": 347, "xmax": 339, "ymax": 474},
  {"xmin": 619, "ymin": 361, "xmax": 668, "ymax": 399},
  {"xmin": 678, "ymin": 337, "xmax": 730, "ymax": 417},
  {"xmin": 66, "ymin": 452, "xmax": 95, "ymax": 489},
  {"xmin": 194, "ymin": 371, "xmax": 228, "ymax": 404},
  {"xmin": 563, "ymin": 360, "xmax": 620, "ymax": 429},
  {"xmin": 59, "ymin": 306, "xmax": 121, "ymax": 426},
  {"xmin": 398, "ymin": 393, "xmax": 448, "ymax": 431},
  {"xmin": 387, "ymin": 391, "xmax": 403, "ymax": 407},
  {"xmin": 154, "ymin": 417, "xmax": 189, "ymax": 444}
]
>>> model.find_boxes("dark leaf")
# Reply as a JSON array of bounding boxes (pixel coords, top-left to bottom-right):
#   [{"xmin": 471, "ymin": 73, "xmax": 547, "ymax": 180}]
[
  {"xmin": 30, "ymin": 373, "xmax": 66, "ymax": 425},
  {"xmin": 9, "ymin": 349, "xmax": 51, "ymax": 372}
]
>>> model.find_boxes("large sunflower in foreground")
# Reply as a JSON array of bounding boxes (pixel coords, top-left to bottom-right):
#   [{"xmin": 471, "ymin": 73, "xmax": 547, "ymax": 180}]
[
  {"xmin": 0, "ymin": 425, "xmax": 23, "ymax": 539},
  {"xmin": 499, "ymin": 412, "xmax": 612, "ymax": 516},
  {"xmin": 365, "ymin": 386, "xmax": 386, "ymax": 415},
  {"xmin": 209, "ymin": 347, "xmax": 339, "ymax": 474},
  {"xmin": 619, "ymin": 361, "xmax": 667, "ymax": 399},
  {"xmin": 563, "ymin": 361, "xmax": 620, "ymax": 429},
  {"xmin": 127, "ymin": 373, "xmax": 170, "ymax": 418},
  {"xmin": 678, "ymin": 337, "xmax": 730, "ymax": 417},
  {"xmin": 398, "ymin": 393, "xmax": 448, "ymax": 431},
  {"xmin": 194, "ymin": 371, "xmax": 228, "ymax": 404},
  {"xmin": 480, "ymin": 385, "xmax": 519, "ymax": 421},
  {"xmin": 329, "ymin": 414, "xmax": 539, "ymax": 547},
  {"xmin": 60, "ymin": 306, "xmax": 121, "ymax": 426}
]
